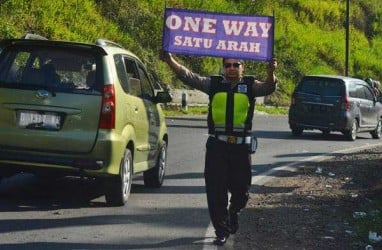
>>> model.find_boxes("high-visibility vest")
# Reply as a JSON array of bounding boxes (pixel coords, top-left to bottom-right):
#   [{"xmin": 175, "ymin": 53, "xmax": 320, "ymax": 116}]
[{"xmin": 207, "ymin": 75, "xmax": 255, "ymax": 136}]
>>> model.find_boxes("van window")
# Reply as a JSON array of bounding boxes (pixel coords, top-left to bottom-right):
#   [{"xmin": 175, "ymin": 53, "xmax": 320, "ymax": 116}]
[
  {"xmin": 298, "ymin": 78, "xmax": 343, "ymax": 96},
  {"xmin": 354, "ymin": 84, "xmax": 374, "ymax": 101},
  {"xmin": 124, "ymin": 58, "xmax": 141, "ymax": 97},
  {"xmin": 0, "ymin": 45, "xmax": 100, "ymax": 93},
  {"xmin": 137, "ymin": 64, "xmax": 154, "ymax": 99},
  {"xmin": 355, "ymin": 85, "xmax": 366, "ymax": 99},
  {"xmin": 348, "ymin": 81, "xmax": 357, "ymax": 98},
  {"xmin": 114, "ymin": 55, "xmax": 129, "ymax": 93},
  {"xmin": 363, "ymin": 85, "xmax": 375, "ymax": 101}
]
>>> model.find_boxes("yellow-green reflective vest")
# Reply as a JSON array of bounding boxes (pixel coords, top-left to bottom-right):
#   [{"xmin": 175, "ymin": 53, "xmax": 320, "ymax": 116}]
[{"xmin": 207, "ymin": 76, "xmax": 255, "ymax": 136}]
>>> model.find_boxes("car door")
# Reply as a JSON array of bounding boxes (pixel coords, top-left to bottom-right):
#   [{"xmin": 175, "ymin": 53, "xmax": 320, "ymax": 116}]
[
  {"xmin": 136, "ymin": 63, "xmax": 160, "ymax": 162},
  {"xmin": 356, "ymin": 83, "xmax": 378, "ymax": 127},
  {"xmin": 362, "ymin": 83, "xmax": 379, "ymax": 127},
  {"xmin": 115, "ymin": 55, "xmax": 150, "ymax": 165}
]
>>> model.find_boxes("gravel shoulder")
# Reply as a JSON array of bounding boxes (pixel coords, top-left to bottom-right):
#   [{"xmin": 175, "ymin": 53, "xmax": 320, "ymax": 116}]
[{"xmin": 234, "ymin": 145, "xmax": 382, "ymax": 250}]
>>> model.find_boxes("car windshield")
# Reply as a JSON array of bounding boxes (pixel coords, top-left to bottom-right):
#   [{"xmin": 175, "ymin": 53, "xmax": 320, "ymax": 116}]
[
  {"xmin": 298, "ymin": 78, "xmax": 343, "ymax": 96},
  {"xmin": 0, "ymin": 45, "xmax": 101, "ymax": 94}
]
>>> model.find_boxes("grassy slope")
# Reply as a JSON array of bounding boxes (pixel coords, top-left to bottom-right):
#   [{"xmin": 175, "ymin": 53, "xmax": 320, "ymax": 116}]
[{"xmin": 0, "ymin": 0, "xmax": 380, "ymax": 106}]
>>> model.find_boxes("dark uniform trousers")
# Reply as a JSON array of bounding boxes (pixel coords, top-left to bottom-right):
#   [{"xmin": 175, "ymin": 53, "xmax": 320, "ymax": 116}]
[{"xmin": 204, "ymin": 136, "xmax": 252, "ymax": 237}]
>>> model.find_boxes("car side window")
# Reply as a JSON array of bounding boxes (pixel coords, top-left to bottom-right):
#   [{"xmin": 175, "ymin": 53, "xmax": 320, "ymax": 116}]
[
  {"xmin": 124, "ymin": 58, "xmax": 141, "ymax": 97},
  {"xmin": 124, "ymin": 58, "xmax": 139, "ymax": 79},
  {"xmin": 355, "ymin": 83, "xmax": 374, "ymax": 101},
  {"xmin": 114, "ymin": 55, "xmax": 142, "ymax": 96},
  {"xmin": 363, "ymin": 85, "xmax": 375, "ymax": 101},
  {"xmin": 137, "ymin": 64, "xmax": 154, "ymax": 100},
  {"xmin": 348, "ymin": 82, "xmax": 357, "ymax": 98},
  {"xmin": 354, "ymin": 84, "xmax": 365, "ymax": 99},
  {"xmin": 114, "ymin": 54, "xmax": 129, "ymax": 93}
]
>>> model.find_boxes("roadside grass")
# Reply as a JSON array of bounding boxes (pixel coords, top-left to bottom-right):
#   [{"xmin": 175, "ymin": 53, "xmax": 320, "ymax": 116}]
[
  {"xmin": 256, "ymin": 105, "xmax": 289, "ymax": 115},
  {"xmin": 163, "ymin": 104, "xmax": 289, "ymax": 116},
  {"xmin": 162, "ymin": 105, "xmax": 208, "ymax": 117}
]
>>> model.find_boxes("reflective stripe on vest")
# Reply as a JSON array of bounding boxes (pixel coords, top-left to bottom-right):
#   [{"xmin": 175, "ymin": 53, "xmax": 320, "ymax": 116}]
[
  {"xmin": 211, "ymin": 92, "xmax": 227, "ymax": 126},
  {"xmin": 233, "ymin": 93, "xmax": 250, "ymax": 126},
  {"xmin": 211, "ymin": 92, "xmax": 250, "ymax": 133}
]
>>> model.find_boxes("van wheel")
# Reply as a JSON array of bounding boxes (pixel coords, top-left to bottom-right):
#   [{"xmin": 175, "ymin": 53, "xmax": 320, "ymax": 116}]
[
  {"xmin": 345, "ymin": 119, "xmax": 358, "ymax": 141},
  {"xmin": 291, "ymin": 127, "xmax": 303, "ymax": 136},
  {"xmin": 105, "ymin": 148, "xmax": 133, "ymax": 206},
  {"xmin": 144, "ymin": 142, "xmax": 167, "ymax": 188},
  {"xmin": 371, "ymin": 119, "xmax": 382, "ymax": 139}
]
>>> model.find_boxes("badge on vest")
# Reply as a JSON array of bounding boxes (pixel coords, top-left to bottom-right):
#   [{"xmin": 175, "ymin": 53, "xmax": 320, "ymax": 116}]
[{"xmin": 237, "ymin": 84, "xmax": 248, "ymax": 93}]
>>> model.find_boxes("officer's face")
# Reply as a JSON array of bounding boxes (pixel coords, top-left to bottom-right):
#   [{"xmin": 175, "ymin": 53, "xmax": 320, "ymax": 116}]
[{"xmin": 223, "ymin": 58, "xmax": 244, "ymax": 81}]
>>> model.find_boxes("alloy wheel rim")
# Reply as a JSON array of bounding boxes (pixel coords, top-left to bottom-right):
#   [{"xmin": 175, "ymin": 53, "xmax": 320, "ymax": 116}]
[
  {"xmin": 159, "ymin": 147, "xmax": 166, "ymax": 181},
  {"xmin": 122, "ymin": 154, "xmax": 131, "ymax": 197},
  {"xmin": 352, "ymin": 120, "xmax": 357, "ymax": 140}
]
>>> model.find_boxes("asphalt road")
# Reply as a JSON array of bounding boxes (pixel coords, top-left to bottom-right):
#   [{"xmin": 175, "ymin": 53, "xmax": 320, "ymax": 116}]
[{"xmin": 0, "ymin": 114, "xmax": 381, "ymax": 250}]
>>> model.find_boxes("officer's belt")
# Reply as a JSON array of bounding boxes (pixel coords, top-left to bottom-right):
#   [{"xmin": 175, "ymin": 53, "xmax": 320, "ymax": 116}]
[{"xmin": 210, "ymin": 134, "xmax": 251, "ymax": 144}]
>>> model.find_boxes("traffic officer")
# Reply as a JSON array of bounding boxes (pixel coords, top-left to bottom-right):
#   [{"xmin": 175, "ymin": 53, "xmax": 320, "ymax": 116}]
[{"xmin": 162, "ymin": 52, "xmax": 278, "ymax": 245}]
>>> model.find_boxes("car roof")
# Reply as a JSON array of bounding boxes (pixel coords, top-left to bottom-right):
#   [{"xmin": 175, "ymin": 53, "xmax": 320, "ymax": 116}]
[
  {"xmin": 0, "ymin": 38, "xmax": 142, "ymax": 63},
  {"xmin": 0, "ymin": 39, "xmax": 106, "ymax": 54},
  {"xmin": 303, "ymin": 74, "xmax": 363, "ymax": 82}
]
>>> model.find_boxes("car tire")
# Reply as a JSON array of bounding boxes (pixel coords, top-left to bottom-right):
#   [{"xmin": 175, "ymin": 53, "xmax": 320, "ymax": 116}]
[
  {"xmin": 105, "ymin": 148, "xmax": 133, "ymax": 206},
  {"xmin": 370, "ymin": 119, "xmax": 382, "ymax": 139},
  {"xmin": 291, "ymin": 127, "xmax": 303, "ymax": 136},
  {"xmin": 143, "ymin": 142, "xmax": 167, "ymax": 188},
  {"xmin": 345, "ymin": 119, "xmax": 358, "ymax": 141}
]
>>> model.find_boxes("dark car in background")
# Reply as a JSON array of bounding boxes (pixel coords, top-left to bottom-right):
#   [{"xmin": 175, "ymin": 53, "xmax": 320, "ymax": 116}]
[{"xmin": 288, "ymin": 75, "xmax": 382, "ymax": 141}]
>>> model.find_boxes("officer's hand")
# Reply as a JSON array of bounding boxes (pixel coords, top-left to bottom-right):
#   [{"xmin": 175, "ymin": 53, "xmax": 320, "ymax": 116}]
[
  {"xmin": 160, "ymin": 51, "xmax": 172, "ymax": 63},
  {"xmin": 267, "ymin": 58, "xmax": 277, "ymax": 73}
]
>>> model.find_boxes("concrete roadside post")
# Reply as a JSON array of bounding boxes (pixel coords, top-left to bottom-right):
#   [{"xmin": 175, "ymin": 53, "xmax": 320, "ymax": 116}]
[{"xmin": 181, "ymin": 90, "xmax": 188, "ymax": 111}]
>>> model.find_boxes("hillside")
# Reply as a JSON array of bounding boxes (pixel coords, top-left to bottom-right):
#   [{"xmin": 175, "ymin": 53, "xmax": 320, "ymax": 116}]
[{"xmin": 0, "ymin": 0, "xmax": 381, "ymax": 106}]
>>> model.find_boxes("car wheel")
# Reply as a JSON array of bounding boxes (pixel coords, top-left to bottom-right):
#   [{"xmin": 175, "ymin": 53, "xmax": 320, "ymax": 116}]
[
  {"xmin": 345, "ymin": 119, "xmax": 358, "ymax": 141},
  {"xmin": 144, "ymin": 142, "xmax": 167, "ymax": 188},
  {"xmin": 105, "ymin": 148, "xmax": 133, "ymax": 206},
  {"xmin": 371, "ymin": 119, "xmax": 382, "ymax": 139},
  {"xmin": 291, "ymin": 127, "xmax": 303, "ymax": 136}
]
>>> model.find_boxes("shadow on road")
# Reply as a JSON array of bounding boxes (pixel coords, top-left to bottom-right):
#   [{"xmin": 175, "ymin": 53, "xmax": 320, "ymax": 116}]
[
  {"xmin": 0, "ymin": 175, "xmax": 108, "ymax": 211},
  {"xmin": 0, "ymin": 236, "xmax": 212, "ymax": 249}
]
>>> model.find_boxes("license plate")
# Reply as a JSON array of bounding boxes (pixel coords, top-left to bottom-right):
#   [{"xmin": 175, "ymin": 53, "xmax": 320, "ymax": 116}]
[{"xmin": 17, "ymin": 110, "xmax": 61, "ymax": 130}]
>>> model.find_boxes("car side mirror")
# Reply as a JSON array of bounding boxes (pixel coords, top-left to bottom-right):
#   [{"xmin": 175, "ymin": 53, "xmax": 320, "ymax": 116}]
[{"xmin": 154, "ymin": 91, "xmax": 172, "ymax": 103}]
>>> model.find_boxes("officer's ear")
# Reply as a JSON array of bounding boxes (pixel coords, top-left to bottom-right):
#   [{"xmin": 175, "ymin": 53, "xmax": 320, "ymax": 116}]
[{"xmin": 220, "ymin": 67, "xmax": 225, "ymax": 75}]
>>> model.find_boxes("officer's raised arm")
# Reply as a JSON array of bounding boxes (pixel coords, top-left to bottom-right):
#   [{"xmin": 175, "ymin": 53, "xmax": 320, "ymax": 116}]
[
  {"xmin": 266, "ymin": 58, "xmax": 278, "ymax": 85},
  {"xmin": 161, "ymin": 52, "xmax": 210, "ymax": 93},
  {"xmin": 161, "ymin": 52, "xmax": 183, "ymax": 76},
  {"xmin": 253, "ymin": 58, "xmax": 278, "ymax": 97}
]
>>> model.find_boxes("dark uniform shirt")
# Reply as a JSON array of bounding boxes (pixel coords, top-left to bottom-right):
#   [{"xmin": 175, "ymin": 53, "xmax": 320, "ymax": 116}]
[{"xmin": 176, "ymin": 65, "xmax": 277, "ymax": 97}]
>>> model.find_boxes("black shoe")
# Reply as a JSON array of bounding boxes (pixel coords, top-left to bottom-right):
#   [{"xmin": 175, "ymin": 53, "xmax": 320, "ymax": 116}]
[
  {"xmin": 213, "ymin": 235, "xmax": 228, "ymax": 246},
  {"xmin": 228, "ymin": 210, "xmax": 239, "ymax": 234}
]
